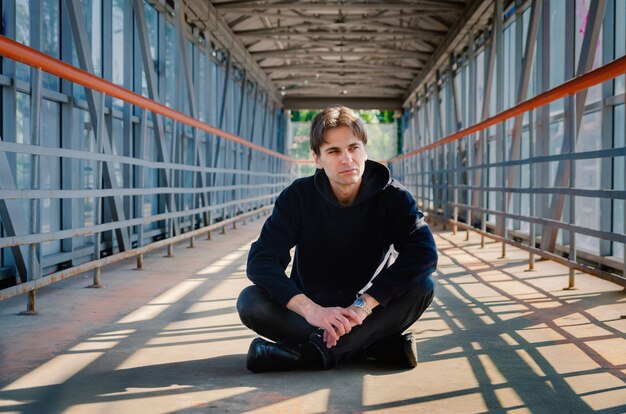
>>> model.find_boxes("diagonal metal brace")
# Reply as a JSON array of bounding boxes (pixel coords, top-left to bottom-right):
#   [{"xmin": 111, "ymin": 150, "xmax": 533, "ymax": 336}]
[
  {"xmin": 65, "ymin": 0, "xmax": 130, "ymax": 251},
  {"xmin": 0, "ymin": 137, "xmax": 40, "ymax": 282},
  {"xmin": 133, "ymin": 0, "xmax": 181, "ymax": 235}
]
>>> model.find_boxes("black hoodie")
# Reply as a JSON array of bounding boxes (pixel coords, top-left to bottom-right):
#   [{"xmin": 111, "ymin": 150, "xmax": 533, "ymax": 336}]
[{"xmin": 246, "ymin": 160, "xmax": 438, "ymax": 308}]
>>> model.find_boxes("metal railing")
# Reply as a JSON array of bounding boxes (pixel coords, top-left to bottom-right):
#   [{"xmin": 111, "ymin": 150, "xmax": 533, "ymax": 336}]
[
  {"xmin": 390, "ymin": 55, "xmax": 626, "ymax": 288},
  {"xmin": 0, "ymin": 36, "xmax": 301, "ymax": 307}
]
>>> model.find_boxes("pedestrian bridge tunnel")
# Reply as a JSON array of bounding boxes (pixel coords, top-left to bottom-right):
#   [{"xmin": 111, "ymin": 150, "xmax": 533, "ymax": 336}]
[{"xmin": 0, "ymin": 1, "xmax": 625, "ymax": 412}]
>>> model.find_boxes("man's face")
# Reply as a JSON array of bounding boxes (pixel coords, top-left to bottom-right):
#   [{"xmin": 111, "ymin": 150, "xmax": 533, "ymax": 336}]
[{"xmin": 312, "ymin": 126, "xmax": 368, "ymax": 190}]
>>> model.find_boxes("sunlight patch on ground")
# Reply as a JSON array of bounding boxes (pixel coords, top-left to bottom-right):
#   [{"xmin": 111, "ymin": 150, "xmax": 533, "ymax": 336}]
[
  {"xmin": 361, "ymin": 357, "xmax": 480, "ymax": 407},
  {"xmin": 184, "ymin": 297, "xmax": 236, "ymax": 314},
  {"xmin": 116, "ymin": 279, "xmax": 205, "ymax": 324},
  {"xmin": 536, "ymin": 344, "xmax": 600, "ymax": 374},
  {"xmin": 585, "ymin": 337, "xmax": 626, "ymax": 365},
  {"xmin": 3, "ymin": 352, "xmax": 103, "ymax": 391},
  {"xmin": 243, "ymin": 389, "xmax": 330, "ymax": 414},
  {"xmin": 494, "ymin": 387, "xmax": 526, "ymax": 411},
  {"xmin": 62, "ymin": 387, "xmax": 254, "ymax": 414},
  {"xmin": 196, "ymin": 245, "xmax": 250, "ymax": 275}
]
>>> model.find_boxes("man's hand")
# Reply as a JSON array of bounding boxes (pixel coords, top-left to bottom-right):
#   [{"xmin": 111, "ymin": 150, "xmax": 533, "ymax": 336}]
[
  {"xmin": 286, "ymin": 293, "xmax": 379, "ymax": 348},
  {"xmin": 329, "ymin": 293, "xmax": 380, "ymax": 346},
  {"xmin": 307, "ymin": 306, "xmax": 360, "ymax": 347},
  {"xmin": 321, "ymin": 304, "xmax": 368, "ymax": 347},
  {"xmin": 287, "ymin": 294, "xmax": 360, "ymax": 348}
]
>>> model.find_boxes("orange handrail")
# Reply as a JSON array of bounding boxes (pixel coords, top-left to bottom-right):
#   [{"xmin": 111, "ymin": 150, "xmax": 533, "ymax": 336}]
[
  {"xmin": 0, "ymin": 35, "xmax": 304, "ymax": 164},
  {"xmin": 391, "ymin": 54, "xmax": 626, "ymax": 162}
]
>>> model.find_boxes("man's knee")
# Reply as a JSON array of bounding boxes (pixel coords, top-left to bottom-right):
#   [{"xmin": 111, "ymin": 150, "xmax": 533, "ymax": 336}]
[
  {"xmin": 401, "ymin": 275, "xmax": 435, "ymax": 318},
  {"xmin": 237, "ymin": 285, "xmax": 265, "ymax": 327},
  {"xmin": 420, "ymin": 274, "xmax": 435, "ymax": 301}
]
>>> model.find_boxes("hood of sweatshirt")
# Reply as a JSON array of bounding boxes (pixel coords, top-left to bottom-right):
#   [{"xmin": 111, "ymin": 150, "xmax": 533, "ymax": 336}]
[{"xmin": 313, "ymin": 160, "xmax": 391, "ymax": 208}]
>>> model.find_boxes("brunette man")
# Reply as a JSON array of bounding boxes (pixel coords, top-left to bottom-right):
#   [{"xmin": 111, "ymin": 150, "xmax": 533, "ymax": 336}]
[{"xmin": 237, "ymin": 106, "xmax": 437, "ymax": 372}]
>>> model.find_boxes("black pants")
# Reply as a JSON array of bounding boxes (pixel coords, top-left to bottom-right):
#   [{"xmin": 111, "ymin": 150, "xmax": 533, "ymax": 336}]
[{"xmin": 237, "ymin": 275, "xmax": 435, "ymax": 367}]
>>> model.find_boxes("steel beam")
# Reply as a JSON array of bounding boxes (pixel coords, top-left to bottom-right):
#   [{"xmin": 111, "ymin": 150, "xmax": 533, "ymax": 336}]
[
  {"xmin": 275, "ymin": 78, "xmax": 411, "ymax": 88},
  {"xmin": 60, "ymin": 0, "xmax": 82, "ymax": 260},
  {"xmin": 0, "ymin": 138, "xmax": 36, "ymax": 282},
  {"xmin": 504, "ymin": 0, "xmax": 542, "ymax": 213},
  {"xmin": 599, "ymin": 0, "xmax": 615, "ymax": 256},
  {"xmin": 245, "ymin": 83, "xmax": 259, "ymax": 212},
  {"xmin": 218, "ymin": 10, "xmax": 456, "ymax": 23},
  {"xmin": 132, "ymin": 0, "xmax": 181, "ymax": 236},
  {"xmin": 282, "ymin": 97, "xmax": 402, "ymax": 110},
  {"xmin": 449, "ymin": 64, "xmax": 463, "ymax": 230},
  {"xmin": 267, "ymin": 67, "xmax": 421, "ymax": 75},
  {"xmin": 239, "ymin": 22, "xmax": 447, "ymax": 37},
  {"xmin": 217, "ymin": 2, "xmax": 465, "ymax": 11},
  {"xmin": 178, "ymin": 2, "xmax": 210, "ymax": 227},
  {"xmin": 182, "ymin": 0, "xmax": 282, "ymax": 105},
  {"xmin": 65, "ymin": 0, "xmax": 130, "ymax": 251},
  {"xmin": 28, "ymin": 65, "xmax": 42, "ymax": 287},
  {"xmin": 494, "ymin": 0, "xmax": 506, "ymax": 253},
  {"xmin": 466, "ymin": 29, "xmax": 477, "ymax": 235},
  {"xmin": 536, "ymin": 0, "xmax": 551, "ymax": 240},
  {"xmin": 262, "ymin": 37, "xmax": 436, "ymax": 50},
  {"xmin": 540, "ymin": 0, "xmax": 607, "ymax": 252},
  {"xmin": 251, "ymin": 48, "xmax": 432, "ymax": 60},
  {"xmin": 282, "ymin": 86, "xmax": 406, "ymax": 95},
  {"xmin": 404, "ymin": 0, "xmax": 493, "ymax": 106},
  {"xmin": 0, "ymin": 0, "xmax": 29, "ymax": 282},
  {"xmin": 237, "ymin": 29, "xmax": 444, "ymax": 41},
  {"xmin": 273, "ymin": 75, "xmax": 413, "ymax": 84}
]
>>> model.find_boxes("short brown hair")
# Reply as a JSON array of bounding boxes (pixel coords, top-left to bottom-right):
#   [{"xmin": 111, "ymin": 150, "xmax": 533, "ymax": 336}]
[{"xmin": 309, "ymin": 106, "xmax": 368, "ymax": 156}]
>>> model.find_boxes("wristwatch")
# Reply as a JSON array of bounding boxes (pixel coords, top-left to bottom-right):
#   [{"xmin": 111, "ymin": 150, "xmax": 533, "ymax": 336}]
[{"xmin": 353, "ymin": 295, "xmax": 372, "ymax": 315}]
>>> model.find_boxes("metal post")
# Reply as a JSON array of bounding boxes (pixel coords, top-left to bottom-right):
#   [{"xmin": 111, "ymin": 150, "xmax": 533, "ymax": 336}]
[
  {"xmin": 467, "ymin": 30, "xmax": 477, "ymax": 241},
  {"xmin": 495, "ymin": 0, "xmax": 505, "ymax": 257},
  {"xmin": 423, "ymin": 87, "xmax": 433, "ymax": 219},
  {"xmin": 416, "ymin": 100, "xmax": 423, "ymax": 208},
  {"xmin": 449, "ymin": 61, "xmax": 460, "ymax": 236},
  {"xmin": 436, "ymin": 76, "xmax": 447, "ymax": 230},
  {"xmin": 24, "ymin": 67, "xmax": 43, "ymax": 313},
  {"xmin": 528, "ymin": 107, "xmax": 536, "ymax": 271},
  {"xmin": 453, "ymin": 142, "xmax": 458, "ymax": 236},
  {"xmin": 90, "ymin": 92, "xmax": 105, "ymax": 288},
  {"xmin": 136, "ymin": 110, "xmax": 148, "ymax": 270},
  {"xmin": 481, "ymin": 123, "xmax": 488, "ymax": 248},
  {"xmin": 168, "ymin": 120, "xmax": 178, "ymax": 242},
  {"xmin": 566, "ymin": 91, "xmax": 577, "ymax": 289},
  {"xmin": 166, "ymin": 121, "xmax": 177, "ymax": 259}
]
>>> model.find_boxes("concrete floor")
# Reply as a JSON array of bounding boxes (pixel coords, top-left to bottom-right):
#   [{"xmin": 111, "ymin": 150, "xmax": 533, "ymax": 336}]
[{"xmin": 0, "ymin": 217, "xmax": 625, "ymax": 413}]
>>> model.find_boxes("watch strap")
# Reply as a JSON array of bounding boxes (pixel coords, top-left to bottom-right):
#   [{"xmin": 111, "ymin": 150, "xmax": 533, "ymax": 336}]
[{"xmin": 354, "ymin": 295, "xmax": 372, "ymax": 315}]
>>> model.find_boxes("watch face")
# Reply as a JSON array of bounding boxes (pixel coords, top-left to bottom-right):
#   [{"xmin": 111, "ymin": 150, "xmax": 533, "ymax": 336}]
[{"xmin": 355, "ymin": 297, "xmax": 365, "ymax": 307}]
